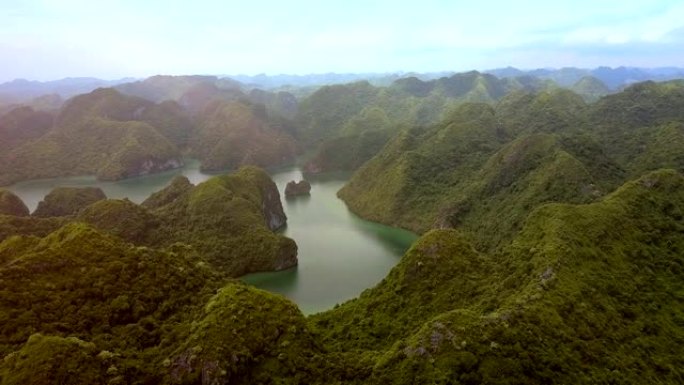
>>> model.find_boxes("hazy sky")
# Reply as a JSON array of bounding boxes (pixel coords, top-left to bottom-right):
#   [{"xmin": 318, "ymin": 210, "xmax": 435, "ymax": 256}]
[{"xmin": 2, "ymin": 0, "xmax": 683, "ymax": 82}]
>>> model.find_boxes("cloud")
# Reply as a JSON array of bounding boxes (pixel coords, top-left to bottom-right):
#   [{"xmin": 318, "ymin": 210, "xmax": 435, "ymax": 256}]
[{"xmin": 1, "ymin": 0, "xmax": 683, "ymax": 81}]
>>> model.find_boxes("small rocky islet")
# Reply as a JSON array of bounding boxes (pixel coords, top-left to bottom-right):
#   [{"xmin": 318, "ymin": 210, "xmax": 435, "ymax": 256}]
[{"xmin": 284, "ymin": 180, "xmax": 311, "ymax": 197}]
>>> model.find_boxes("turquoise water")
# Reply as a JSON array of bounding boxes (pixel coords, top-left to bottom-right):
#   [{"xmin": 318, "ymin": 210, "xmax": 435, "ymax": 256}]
[
  {"xmin": 8, "ymin": 162, "xmax": 417, "ymax": 315},
  {"xmin": 245, "ymin": 167, "xmax": 417, "ymax": 314}
]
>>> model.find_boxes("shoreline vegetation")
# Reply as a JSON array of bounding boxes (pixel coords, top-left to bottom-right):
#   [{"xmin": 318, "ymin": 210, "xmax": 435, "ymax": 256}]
[{"xmin": 1, "ymin": 71, "xmax": 683, "ymax": 383}]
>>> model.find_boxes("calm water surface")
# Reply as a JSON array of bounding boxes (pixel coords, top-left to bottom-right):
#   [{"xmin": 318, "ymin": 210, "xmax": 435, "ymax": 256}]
[{"xmin": 8, "ymin": 161, "xmax": 417, "ymax": 314}]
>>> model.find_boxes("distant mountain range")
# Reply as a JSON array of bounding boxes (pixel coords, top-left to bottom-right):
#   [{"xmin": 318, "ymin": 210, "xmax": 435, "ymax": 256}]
[
  {"xmin": 3, "ymin": 67, "xmax": 684, "ymax": 186},
  {"xmin": 486, "ymin": 66, "xmax": 684, "ymax": 90},
  {"xmin": 0, "ymin": 77, "xmax": 135, "ymax": 102},
  {"xmin": 3, "ymin": 67, "xmax": 682, "ymax": 102}
]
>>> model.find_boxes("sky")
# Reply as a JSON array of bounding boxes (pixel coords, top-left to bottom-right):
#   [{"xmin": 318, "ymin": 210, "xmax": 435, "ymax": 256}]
[{"xmin": 2, "ymin": 0, "xmax": 683, "ymax": 82}]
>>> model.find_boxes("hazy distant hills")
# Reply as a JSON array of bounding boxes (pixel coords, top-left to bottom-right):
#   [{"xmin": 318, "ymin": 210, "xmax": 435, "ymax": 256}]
[
  {"xmin": 228, "ymin": 72, "xmax": 407, "ymax": 89},
  {"xmin": 115, "ymin": 75, "xmax": 299, "ymax": 119},
  {"xmin": 115, "ymin": 75, "xmax": 243, "ymax": 104},
  {"xmin": 0, "ymin": 84, "xmax": 300, "ymax": 185},
  {"xmin": 0, "ymin": 106, "xmax": 54, "ymax": 154},
  {"xmin": 0, "ymin": 88, "xmax": 183, "ymax": 185},
  {"xmin": 2, "ymin": 66, "xmax": 682, "ymax": 102},
  {"xmin": 1, "ymin": 67, "xmax": 684, "ymax": 186},
  {"xmin": 487, "ymin": 66, "xmax": 684, "ymax": 90},
  {"xmin": 338, "ymin": 80, "xmax": 684, "ymax": 241},
  {"xmin": 0, "ymin": 77, "xmax": 134, "ymax": 103},
  {"xmin": 298, "ymin": 71, "xmax": 556, "ymax": 173},
  {"xmin": 190, "ymin": 99, "xmax": 299, "ymax": 171},
  {"xmin": 296, "ymin": 71, "xmax": 548, "ymax": 145}
]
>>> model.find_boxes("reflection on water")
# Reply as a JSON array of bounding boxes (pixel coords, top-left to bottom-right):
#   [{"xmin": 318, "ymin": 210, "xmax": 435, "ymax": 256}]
[
  {"xmin": 242, "ymin": 267, "xmax": 300, "ymax": 293},
  {"xmin": 245, "ymin": 166, "xmax": 417, "ymax": 315},
  {"xmin": 8, "ymin": 161, "xmax": 418, "ymax": 315}
]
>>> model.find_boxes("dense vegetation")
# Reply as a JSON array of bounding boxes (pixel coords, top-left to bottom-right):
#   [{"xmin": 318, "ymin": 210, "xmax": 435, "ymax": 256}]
[
  {"xmin": 2, "ymin": 168, "xmax": 681, "ymax": 384},
  {"xmin": 0, "ymin": 167, "xmax": 309, "ymax": 382},
  {"xmin": 339, "ymin": 81, "xmax": 684, "ymax": 248},
  {"xmin": 33, "ymin": 187, "xmax": 107, "ymax": 217},
  {"xmin": 0, "ymin": 78, "xmax": 302, "ymax": 186},
  {"xmin": 1, "ymin": 74, "xmax": 684, "ymax": 383},
  {"xmin": 296, "ymin": 72, "xmax": 567, "ymax": 174},
  {"xmin": 312, "ymin": 169, "xmax": 684, "ymax": 384},
  {"xmin": 0, "ymin": 70, "xmax": 655, "ymax": 186},
  {"xmin": 0, "ymin": 89, "xmax": 183, "ymax": 185},
  {"xmin": 190, "ymin": 100, "xmax": 298, "ymax": 172},
  {"xmin": 0, "ymin": 106, "xmax": 53, "ymax": 154}
]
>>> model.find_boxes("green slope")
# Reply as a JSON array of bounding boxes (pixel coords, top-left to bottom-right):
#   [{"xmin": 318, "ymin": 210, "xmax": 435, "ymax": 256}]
[
  {"xmin": 0, "ymin": 166, "xmax": 307, "ymax": 382},
  {"xmin": 1, "ymin": 78, "xmax": 684, "ymax": 384},
  {"xmin": 141, "ymin": 167, "xmax": 298, "ymax": 276},
  {"xmin": 191, "ymin": 100, "xmax": 299, "ymax": 171},
  {"xmin": 0, "ymin": 106, "xmax": 53, "ymax": 154},
  {"xmin": 312, "ymin": 169, "xmax": 684, "ymax": 384},
  {"xmin": 0, "ymin": 88, "xmax": 183, "ymax": 185},
  {"xmin": 338, "ymin": 81, "xmax": 684, "ymax": 244},
  {"xmin": 33, "ymin": 187, "xmax": 107, "ymax": 217},
  {"xmin": 571, "ymin": 76, "xmax": 610, "ymax": 102},
  {"xmin": 299, "ymin": 72, "xmax": 556, "ymax": 174}
]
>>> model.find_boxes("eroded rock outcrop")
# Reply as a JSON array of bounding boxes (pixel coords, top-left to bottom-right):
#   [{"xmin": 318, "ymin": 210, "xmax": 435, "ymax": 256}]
[{"xmin": 284, "ymin": 180, "xmax": 311, "ymax": 197}]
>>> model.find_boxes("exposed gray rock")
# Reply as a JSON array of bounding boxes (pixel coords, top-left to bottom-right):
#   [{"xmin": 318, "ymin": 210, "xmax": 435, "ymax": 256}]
[
  {"xmin": 284, "ymin": 180, "xmax": 311, "ymax": 197},
  {"xmin": 260, "ymin": 179, "xmax": 288, "ymax": 231}
]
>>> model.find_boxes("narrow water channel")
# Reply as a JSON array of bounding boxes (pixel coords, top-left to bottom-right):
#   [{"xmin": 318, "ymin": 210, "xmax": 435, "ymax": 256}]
[{"xmin": 8, "ymin": 161, "xmax": 418, "ymax": 315}]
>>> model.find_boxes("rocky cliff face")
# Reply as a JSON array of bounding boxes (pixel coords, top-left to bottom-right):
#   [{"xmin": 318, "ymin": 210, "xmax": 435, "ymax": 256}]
[
  {"xmin": 129, "ymin": 157, "xmax": 184, "ymax": 178},
  {"xmin": 259, "ymin": 177, "xmax": 288, "ymax": 230},
  {"xmin": 96, "ymin": 145, "xmax": 183, "ymax": 182},
  {"xmin": 284, "ymin": 180, "xmax": 311, "ymax": 197}
]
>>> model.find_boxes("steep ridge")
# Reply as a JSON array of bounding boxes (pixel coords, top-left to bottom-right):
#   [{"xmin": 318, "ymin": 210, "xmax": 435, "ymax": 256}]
[
  {"xmin": 0, "ymin": 166, "xmax": 320, "ymax": 384},
  {"xmin": 0, "ymin": 84, "xmax": 302, "ymax": 186},
  {"xmin": 338, "ymin": 81, "xmax": 684, "ymax": 245},
  {"xmin": 0, "ymin": 77, "xmax": 683, "ymax": 384},
  {"xmin": 313, "ymin": 169, "xmax": 684, "ymax": 384},
  {"xmin": 299, "ymin": 72, "xmax": 555, "ymax": 174},
  {"xmin": 0, "ymin": 88, "xmax": 183, "ymax": 185}
]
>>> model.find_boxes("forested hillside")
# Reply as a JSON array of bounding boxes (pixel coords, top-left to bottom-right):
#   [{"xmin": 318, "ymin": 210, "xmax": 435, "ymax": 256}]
[
  {"xmin": 339, "ymin": 81, "xmax": 684, "ymax": 245},
  {"xmin": 1, "ymin": 74, "xmax": 683, "ymax": 384}
]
